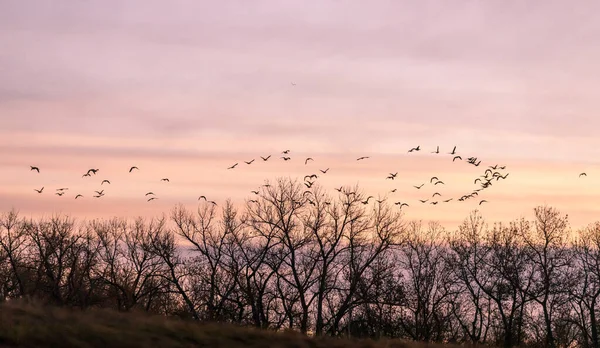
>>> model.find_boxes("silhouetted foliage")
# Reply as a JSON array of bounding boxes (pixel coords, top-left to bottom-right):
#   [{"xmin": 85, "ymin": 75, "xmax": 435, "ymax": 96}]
[{"xmin": 0, "ymin": 177, "xmax": 595, "ymax": 347}]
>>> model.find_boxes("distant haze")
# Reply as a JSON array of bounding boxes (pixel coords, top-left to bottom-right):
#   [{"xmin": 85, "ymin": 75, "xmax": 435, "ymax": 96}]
[{"xmin": 2, "ymin": 1, "xmax": 600, "ymax": 229}]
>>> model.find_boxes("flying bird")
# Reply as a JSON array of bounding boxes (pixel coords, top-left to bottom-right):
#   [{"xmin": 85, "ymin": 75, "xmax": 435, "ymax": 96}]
[
  {"xmin": 261, "ymin": 155, "xmax": 271, "ymax": 161},
  {"xmin": 282, "ymin": 150, "xmax": 290, "ymax": 154},
  {"xmin": 101, "ymin": 180, "xmax": 111, "ymax": 185},
  {"xmin": 34, "ymin": 187, "xmax": 44, "ymax": 193},
  {"xmin": 227, "ymin": 163, "xmax": 238, "ymax": 169},
  {"xmin": 453, "ymin": 156, "xmax": 462, "ymax": 162},
  {"xmin": 408, "ymin": 146, "xmax": 420, "ymax": 152},
  {"xmin": 414, "ymin": 184, "xmax": 424, "ymax": 189},
  {"xmin": 448, "ymin": 146, "xmax": 457, "ymax": 155},
  {"xmin": 30, "ymin": 166, "xmax": 40, "ymax": 173},
  {"xmin": 145, "ymin": 192, "xmax": 155, "ymax": 196},
  {"xmin": 95, "ymin": 190, "xmax": 104, "ymax": 195},
  {"xmin": 55, "ymin": 192, "xmax": 65, "ymax": 196},
  {"xmin": 432, "ymin": 192, "xmax": 441, "ymax": 197},
  {"xmin": 75, "ymin": 194, "xmax": 83, "ymax": 199},
  {"xmin": 209, "ymin": 201, "xmax": 217, "ymax": 206},
  {"xmin": 82, "ymin": 173, "xmax": 91, "ymax": 177},
  {"xmin": 320, "ymin": 168, "xmax": 329, "ymax": 173},
  {"xmin": 434, "ymin": 180, "xmax": 445, "ymax": 185},
  {"xmin": 251, "ymin": 190, "xmax": 259, "ymax": 195},
  {"xmin": 148, "ymin": 197, "xmax": 158, "ymax": 202},
  {"xmin": 87, "ymin": 169, "xmax": 99, "ymax": 175},
  {"xmin": 431, "ymin": 146, "xmax": 439, "ymax": 154},
  {"xmin": 356, "ymin": 156, "xmax": 369, "ymax": 161},
  {"xmin": 479, "ymin": 200, "xmax": 488, "ymax": 205},
  {"xmin": 56, "ymin": 188, "xmax": 68, "ymax": 191},
  {"xmin": 281, "ymin": 157, "xmax": 291, "ymax": 161},
  {"xmin": 419, "ymin": 199, "xmax": 428, "ymax": 203},
  {"xmin": 304, "ymin": 158, "xmax": 314, "ymax": 165},
  {"xmin": 430, "ymin": 177, "xmax": 439, "ymax": 183},
  {"xmin": 129, "ymin": 166, "xmax": 139, "ymax": 172},
  {"xmin": 443, "ymin": 198, "xmax": 453, "ymax": 203},
  {"xmin": 161, "ymin": 178, "xmax": 169, "ymax": 182},
  {"xmin": 244, "ymin": 159, "xmax": 255, "ymax": 165},
  {"xmin": 198, "ymin": 195, "xmax": 207, "ymax": 201},
  {"xmin": 580, "ymin": 172, "xmax": 587, "ymax": 177}
]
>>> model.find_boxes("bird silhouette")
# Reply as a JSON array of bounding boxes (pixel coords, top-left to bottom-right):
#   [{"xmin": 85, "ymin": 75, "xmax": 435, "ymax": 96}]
[
  {"xmin": 408, "ymin": 146, "xmax": 420, "ymax": 152},
  {"xmin": 432, "ymin": 192, "xmax": 441, "ymax": 197},
  {"xmin": 479, "ymin": 200, "xmax": 488, "ymax": 205},
  {"xmin": 244, "ymin": 159, "xmax": 255, "ymax": 165},
  {"xmin": 304, "ymin": 174, "xmax": 318, "ymax": 181},
  {"xmin": 209, "ymin": 201, "xmax": 217, "ymax": 206},
  {"xmin": 395, "ymin": 202, "xmax": 409, "ymax": 208},
  {"xmin": 148, "ymin": 197, "xmax": 158, "ymax": 202},
  {"xmin": 282, "ymin": 150, "xmax": 290, "ymax": 154},
  {"xmin": 251, "ymin": 190, "xmax": 259, "ymax": 195},
  {"xmin": 34, "ymin": 187, "xmax": 44, "ymax": 193},
  {"xmin": 198, "ymin": 195, "xmax": 207, "ymax": 201},
  {"xmin": 56, "ymin": 188, "xmax": 68, "ymax": 191},
  {"xmin": 227, "ymin": 163, "xmax": 238, "ymax": 169},
  {"xmin": 75, "ymin": 194, "xmax": 83, "ymax": 199},
  {"xmin": 430, "ymin": 177, "xmax": 439, "ymax": 183},
  {"xmin": 443, "ymin": 198, "xmax": 453, "ymax": 203},
  {"xmin": 361, "ymin": 196, "xmax": 374, "ymax": 205},
  {"xmin": 82, "ymin": 173, "xmax": 91, "ymax": 177},
  {"xmin": 356, "ymin": 156, "xmax": 369, "ymax": 161},
  {"xmin": 448, "ymin": 146, "xmax": 457, "ymax": 155},
  {"xmin": 580, "ymin": 172, "xmax": 587, "ymax": 177},
  {"xmin": 95, "ymin": 190, "xmax": 104, "ymax": 195},
  {"xmin": 335, "ymin": 186, "xmax": 343, "ymax": 192},
  {"xmin": 390, "ymin": 189, "xmax": 397, "ymax": 193},
  {"xmin": 101, "ymin": 180, "xmax": 111, "ymax": 185},
  {"xmin": 145, "ymin": 192, "xmax": 155, "ymax": 196},
  {"xmin": 414, "ymin": 184, "xmax": 424, "ymax": 189},
  {"xmin": 320, "ymin": 168, "xmax": 329, "ymax": 174},
  {"xmin": 129, "ymin": 166, "xmax": 139, "ymax": 172},
  {"xmin": 260, "ymin": 155, "xmax": 271, "ymax": 161},
  {"xmin": 30, "ymin": 166, "xmax": 40, "ymax": 173},
  {"xmin": 430, "ymin": 201, "xmax": 438, "ymax": 205},
  {"xmin": 431, "ymin": 146, "xmax": 439, "ymax": 154},
  {"xmin": 305, "ymin": 158, "xmax": 313, "ymax": 165},
  {"xmin": 281, "ymin": 157, "xmax": 291, "ymax": 161},
  {"xmin": 419, "ymin": 199, "xmax": 428, "ymax": 203},
  {"xmin": 387, "ymin": 172, "xmax": 398, "ymax": 180},
  {"xmin": 453, "ymin": 156, "xmax": 462, "ymax": 162},
  {"xmin": 87, "ymin": 169, "xmax": 99, "ymax": 175},
  {"xmin": 161, "ymin": 178, "xmax": 169, "ymax": 182},
  {"xmin": 434, "ymin": 180, "xmax": 445, "ymax": 185},
  {"xmin": 55, "ymin": 192, "xmax": 65, "ymax": 196}
]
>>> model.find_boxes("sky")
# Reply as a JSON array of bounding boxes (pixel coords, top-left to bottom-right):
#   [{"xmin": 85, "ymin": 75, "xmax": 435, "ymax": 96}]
[{"xmin": 2, "ymin": 0, "xmax": 600, "ymax": 230}]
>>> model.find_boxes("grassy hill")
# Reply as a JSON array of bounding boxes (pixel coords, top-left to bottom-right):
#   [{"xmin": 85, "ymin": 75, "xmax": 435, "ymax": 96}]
[{"xmin": 0, "ymin": 300, "xmax": 461, "ymax": 348}]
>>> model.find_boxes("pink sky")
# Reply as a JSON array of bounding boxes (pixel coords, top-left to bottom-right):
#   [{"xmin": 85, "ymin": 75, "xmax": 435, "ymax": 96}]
[{"xmin": 2, "ymin": 0, "xmax": 600, "ymax": 230}]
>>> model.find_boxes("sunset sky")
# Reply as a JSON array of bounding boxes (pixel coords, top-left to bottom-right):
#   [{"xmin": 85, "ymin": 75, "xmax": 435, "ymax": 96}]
[{"xmin": 2, "ymin": 1, "xmax": 600, "ymax": 230}]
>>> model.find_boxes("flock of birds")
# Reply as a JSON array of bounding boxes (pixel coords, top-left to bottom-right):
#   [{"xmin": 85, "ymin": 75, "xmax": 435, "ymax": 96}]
[
  {"xmin": 223, "ymin": 145, "xmax": 511, "ymax": 209},
  {"xmin": 26, "ymin": 144, "xmax": 590, "ymax": 211}
]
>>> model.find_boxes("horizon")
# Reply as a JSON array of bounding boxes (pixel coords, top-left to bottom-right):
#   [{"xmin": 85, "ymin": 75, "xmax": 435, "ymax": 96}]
[{"xmin": 2, "ymin": 1, "xmax": 600, "ymax": 230}]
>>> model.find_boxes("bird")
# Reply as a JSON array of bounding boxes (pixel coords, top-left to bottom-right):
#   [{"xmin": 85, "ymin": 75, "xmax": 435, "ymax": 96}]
[
  {"xmin": 320, "ymin": 168, "xmax": 329, "ymax": 174},
  {"xmin": 145, "ymin": 192, "xmax": 155, "ymax": 196},
  {"xmin": 408, "ymin": 146, "xmax": 420, "ymax": 152},
  {"xmin": 431, "ymin": 146, "xmax": 439, "ymax": 154},
  {"xmin": 291, "ymin": 82, "xmax": 296, "ymax": 86},
  {"xmin": 244, "ymin": 159, "xmax": 255, "ymax": 165},
  {"xmin": 261, "ymin": 155, "xmax": 271, "ymax": 161},
  {"xmin": 305, "ymin": 158, "xmax": 313, "ymax": 165},
  {"xmin": 419, "ymin": 199, "xmax": 428, "ymax": 203},
  {"xmin": 56, "ymin": 188, "xmax": 69, "ymax": 191},
  {"xmin": 395, "ymin": 202, "xmax": 409, "ymax": 208},
  {"xmin": 430, "ymin": 201, "xmax": 438, "ymax": 205},
  {"xmin": 479, "ymin": 200, "xmax": 488, "ymax": 205},
  {"xmin": 579, "ymin": 172, "xmax": 587, "ymax": 177},
  {"xmin": 414, "ymin": 184, "xmax": 424, "ymax": 189},
  {"xmin": 304, "ymin": 174, "xmax": 318, "ymax": 181},
  {"xmin": 30, "ymin": 166, "xmax": 40, "ymax": 173},
  {"xmin": 304, "ymin": 181, "xmax": 314, "ymax": 188},
  {"xmin": 390, "ymin": 189, "xmax": 397, "ymax": 193},
  {"xmin": 227, "ymin": 163, "xmax": 238, "ymax": 169},
  {"xmin": 282, "ymin": 157, "xmax": 291, "ymax": 161},
  {"xmin": 448, "ymin": 146, "xmax": 457, "ymax": 155},
  {"xmin": 432, "ymin": 192, "xmax": 441, "ymax": 197},
  {"xmin": 251, "ymin": 190, "xmax": 259, "ymax": 195},
  {"xmin": 282, "ymin": 150, "xmax": 290, "ymax": 154},
  {"xmin": 93, "ymin": 194, "xmax": 103, "ymax": 198},
  {"xmin": 34, "ymin": 187, "xmax": 44, "ymax": 193},
  {"xmin": 443, "ymin": 198, "xmax": 453, "ymax": 203},
  {"xmin": 82, "ymin": 173, "xmax": 91, "ymax": 178},
  {"xmin": 95, "ymin": 190, "xmax": 104, "ymax": 195},
  {"xmin": 198, "ymin": 195, "xmax": 207, "ymax": 201},
  {"xmin": 474, "ymin": 178, "xmax": 482, "ymax": 184},
  {"xmin": 335, "ymin": 186, "xmax": 343, "ymax": 192},
  {"xmin": 161, "ymin": 178, "xmax": 169, "ymax": 182},
  {"xmin": 129, "ymin": 166, "xmax": 139, "ymax": 172},
  {"xmin": 434, "ymin": 180, "xmax": 445, "ymax": 185},
  {"xmin": 55, "ymin": 192, "xmax": 65, "ymax": 196},
  {"xmin": 249, "ymin": 199, "xmax": 258, "ymax": 203},
  {"xmin": 101, "ymin": 180, "xmax": 111, "ymax": 185},
  {"xmin": 361, "ymin": 196, "xmax": 374, "ymax": 205},
  {"xmin": 209, "ymin": 201, "xmax": 217, "ymax": 206},
  {"xmin": 430, "ymin": 177, "xmax": 439, "ymax": 183},
  {"xmin": 387, "ymin": 172, "xmax": 398, "ymax": 180},
  {"xmin": 357, "ymin": 156, "xmax": 369, "ymax": 161},
  {"xmin": 148, "ymin": 197, "xmax": 158, "ymax": 202},
  {"xmin": 87, "ymin": 169, "xmax": 99, "ymax": 175},
  {"xmin": 75, "ymin": 194, "xmax": 83, "ymax": 199},
  {"xmin": 453, "ymin": 156, "xmax": 462, "ymax": 162}
]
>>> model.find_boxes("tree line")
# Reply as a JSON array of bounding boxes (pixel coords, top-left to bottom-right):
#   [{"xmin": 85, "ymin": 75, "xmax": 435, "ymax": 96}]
[{"xmin": 1, "ymin": 177, "xmax": 599, "ymax": 347}]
